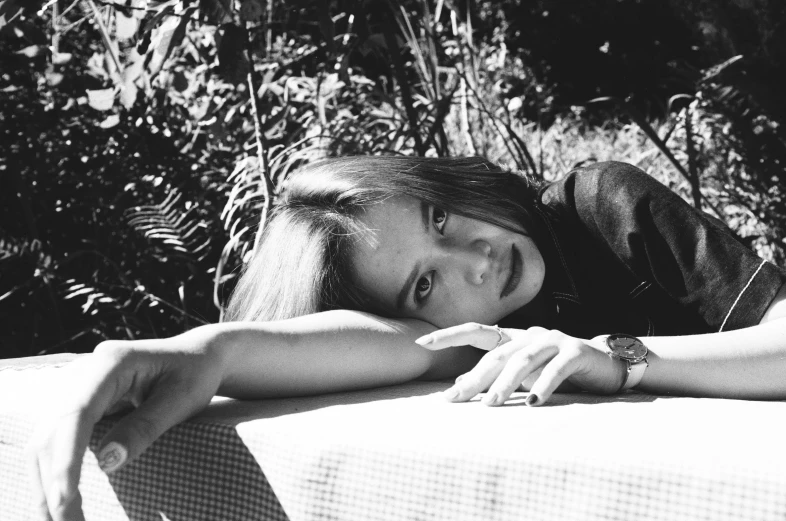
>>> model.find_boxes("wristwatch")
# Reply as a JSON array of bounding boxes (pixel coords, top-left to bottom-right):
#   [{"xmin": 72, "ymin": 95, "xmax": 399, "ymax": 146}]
[{"xmin": 605, "ymin": 333, "xmax": 649, "ymax": 392}]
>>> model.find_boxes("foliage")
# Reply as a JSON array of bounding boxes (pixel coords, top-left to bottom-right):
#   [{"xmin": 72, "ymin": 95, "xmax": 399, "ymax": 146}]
[{"xmin": 1, "ymin": 0, "xmax": 784, "ymax": 357}]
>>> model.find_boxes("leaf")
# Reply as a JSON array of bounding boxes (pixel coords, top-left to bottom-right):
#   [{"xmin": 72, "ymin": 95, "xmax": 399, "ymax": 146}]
[
  {"xmin": 121, "ymin": 48, "xmax": 145, "ymax": 84},
  {"xmin": 46, "ymin": 70, "xmax": 64, "ymax": 86},
  {"xmin": 52, "ymin": 52, "xmax": 72, "ymax": 64},
  {"xmin": 99, "ymin": 114, "xmax": 121, "ymax": 128},
  {"xmin": 125, "ymin": 191, "xmax": 212, "ymax": 265},
  {"xmin": 139, "ymin": 4, "xmax": 174, "ymax": 36},
  {"xmin": 16, "ymin": 44, "xmax": 48, "ymax": 58},
  {"xmin": 59, "ymin": 279, "xmax": 119, "ymax": 317},
  {"xmin": 116, "ymin": 11, "xmax": 138, "ymax": 40},
  {"xmin": 87, "ymin": 88, "xmax": 115, "ymax": 111},
  {"xmin": 153, "ymin": 15, "xmax": 180, "ymax": 56},
  {"xmin": 148, "ymin": 0, "xmax": 177, "ymax": 11},
  {"xmin": 130, "ymin": 0, "xmax": 148, "ymax": 19},
  {"xmin": 120, "ymin": 80, "xmax": 137, "ymax": 109},
  {"xmin": 154, "ymin": 6, "xmax": 195, "ymax": 68}
]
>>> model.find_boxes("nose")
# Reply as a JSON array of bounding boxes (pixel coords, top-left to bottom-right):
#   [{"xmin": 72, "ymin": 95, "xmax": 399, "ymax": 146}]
[{"xmin": 446, "ymin": 240, "xmax": 492, "ymax": 285}]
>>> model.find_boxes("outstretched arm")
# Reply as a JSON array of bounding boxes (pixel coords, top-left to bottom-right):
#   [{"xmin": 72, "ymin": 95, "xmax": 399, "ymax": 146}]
[
  {"xmin": 637, "ymin": 284, "xmax": 786, "ymax": 399},
  {"xmin": 27, "ymin": 310, "xmax": 481, "ymax": 521},
  {"xmin": 420, "ymin": 285, "xmax": 786, "ymax": 405},
  {"xmin": 216, "ymin": 309, "xmax": 482, "ymax": 397}
]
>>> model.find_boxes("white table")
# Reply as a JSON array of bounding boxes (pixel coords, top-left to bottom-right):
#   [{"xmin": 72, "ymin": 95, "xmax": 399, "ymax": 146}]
[{"xmin": 3, "ymin": 355, "xmax": 786, "ymax": 520}]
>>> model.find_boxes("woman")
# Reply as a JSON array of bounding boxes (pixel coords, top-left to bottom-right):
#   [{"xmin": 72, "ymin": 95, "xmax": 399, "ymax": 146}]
[{"xmin": 28, "ymin": 156, "xmax": 786, "ymax": 520}]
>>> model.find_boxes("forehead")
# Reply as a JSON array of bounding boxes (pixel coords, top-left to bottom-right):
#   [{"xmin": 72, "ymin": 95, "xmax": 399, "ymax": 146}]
[{"xmin": 356, "ymin": 195, "xmax": 422, "ymax": 240}]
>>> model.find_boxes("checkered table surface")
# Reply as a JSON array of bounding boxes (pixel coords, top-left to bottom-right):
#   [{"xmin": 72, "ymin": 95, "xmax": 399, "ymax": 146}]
[{"xmin": 3, "ymin": 356, "xmax": 786, "ymax": 521}]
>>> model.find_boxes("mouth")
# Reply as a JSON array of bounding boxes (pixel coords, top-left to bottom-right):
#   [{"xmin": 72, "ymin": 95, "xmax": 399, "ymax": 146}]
[{"xmin": 500, "ymin": 243, "xmax": 523, "ymax": 299}]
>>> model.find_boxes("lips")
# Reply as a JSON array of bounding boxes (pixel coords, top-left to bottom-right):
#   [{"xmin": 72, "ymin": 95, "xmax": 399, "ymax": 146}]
[{"xmin": 500, "ymin": 244, "xmax": 523, "ymax": 299}]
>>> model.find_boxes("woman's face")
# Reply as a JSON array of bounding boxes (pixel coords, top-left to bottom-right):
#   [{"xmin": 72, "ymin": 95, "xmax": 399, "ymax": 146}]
[{"xmin": 349, "ymin": 196, "xmax": 546, "ymax": 328}]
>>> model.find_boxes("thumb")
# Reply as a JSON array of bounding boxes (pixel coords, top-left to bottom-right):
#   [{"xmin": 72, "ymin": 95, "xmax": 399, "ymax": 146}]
[{"xmin": 95, "ymin": 378, "xmax": 212, "ymax": 473}]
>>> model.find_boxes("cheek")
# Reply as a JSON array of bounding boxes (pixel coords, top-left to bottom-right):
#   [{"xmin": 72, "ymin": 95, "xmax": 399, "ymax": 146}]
[{"xmin": 350, "ymin": 257, "xmax": 405, "ymax": 311}]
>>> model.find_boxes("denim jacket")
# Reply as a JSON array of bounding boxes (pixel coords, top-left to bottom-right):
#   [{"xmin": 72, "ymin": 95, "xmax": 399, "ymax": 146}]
[{"xmin": 499, "ymin": 162, "xmax": 786, "ymax": 339}]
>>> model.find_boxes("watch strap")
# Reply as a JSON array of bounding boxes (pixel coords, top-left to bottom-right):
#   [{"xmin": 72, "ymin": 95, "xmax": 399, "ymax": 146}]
[{"xmin": 621, "ymin": 358, "xmax": 649, "ymax": 391}]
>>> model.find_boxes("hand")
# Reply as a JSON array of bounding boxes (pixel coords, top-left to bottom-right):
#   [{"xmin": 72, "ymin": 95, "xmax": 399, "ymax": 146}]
[
  {"xmin": 416, "ymin": 324, "xmax": 625, "ymax": 406},
  {"xmin": 26, "ymin": 326, "xmax": 227, "ymax": 521}
]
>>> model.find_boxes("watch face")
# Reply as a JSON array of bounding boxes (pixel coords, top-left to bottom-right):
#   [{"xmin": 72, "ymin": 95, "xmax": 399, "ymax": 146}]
[{"xmin": 607, "ymin": 333, "xmax": 648, "ymax": 361}]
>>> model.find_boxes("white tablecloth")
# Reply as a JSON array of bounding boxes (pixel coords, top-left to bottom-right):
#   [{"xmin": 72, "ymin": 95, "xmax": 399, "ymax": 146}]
[{"xmin": 3, "ymin": 355, "xmax": 786, "ymax": 520}]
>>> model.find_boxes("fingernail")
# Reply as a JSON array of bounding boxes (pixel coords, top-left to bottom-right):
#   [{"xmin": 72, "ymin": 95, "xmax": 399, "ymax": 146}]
[
  {"xmin": 525, "ymin": 394, "xmax": 539, "ymax": 407},
  {"xmin": 482, "ymin": 392, "xmax": 500, "ymax": 406},
  {"xmin": 415, "ymin": 335, "xmax": 434, "ymax": 346},
  {"xmin": 455, "ymin": 375, "xmax": 465, "ymax": 384},
  {"xmin": 443, "ymin": 387, "xmax": 460, "ymax": 401},
  {"xmin": 98, "ymin": 442, "xmax": 127, "ymax": 474}
]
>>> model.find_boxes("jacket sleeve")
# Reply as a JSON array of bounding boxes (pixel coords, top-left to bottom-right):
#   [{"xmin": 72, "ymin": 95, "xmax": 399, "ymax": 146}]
[{"xmin": 551, "ymin": 161, "xmax": 786, "ymax": 332}]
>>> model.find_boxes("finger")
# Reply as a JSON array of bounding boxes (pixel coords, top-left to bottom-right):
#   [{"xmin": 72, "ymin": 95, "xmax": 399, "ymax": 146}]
[
  {"xmin": 96, "ymin": 375, "xmax": 213, "ymax": 473},
  {"xmin": 30, "ymin": 355, "xmax": 114, "ymax": 521},
  {"xmin": 26, "ymin": 449, "xmax": 52, "ymax": 521},
  {"xmin": 416, "ymin": 323, "xmax": 509, "ymax": 351},
  {"xmin": 28, "ymin": 350, "xmax": 145, "ymax": 520},
  {"xmin": 527, "ymin": 353, "xmax": 581, "ymax": 407},
  {"xmin": 36, "ymin": 411, "xmax": 89, "ymax": 521},
  {"xmin": 482, "ymin": 341, "xmax": 559, "ymax": 406},
  {"xmin": 444, "ymin": 341, "xmax": 524, "ymax": 401}
]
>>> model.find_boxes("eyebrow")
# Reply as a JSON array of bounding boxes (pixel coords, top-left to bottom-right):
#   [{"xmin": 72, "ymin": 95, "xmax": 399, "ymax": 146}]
[{"xmin": 395, "ymin": 201, "xmax": 431, "ymax": 311}]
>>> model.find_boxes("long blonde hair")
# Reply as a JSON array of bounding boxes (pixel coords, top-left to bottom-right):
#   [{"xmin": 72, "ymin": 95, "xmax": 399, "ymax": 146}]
[{"xmin": 224, "ymin": 156, "xmax": 541, "ymax": 322}]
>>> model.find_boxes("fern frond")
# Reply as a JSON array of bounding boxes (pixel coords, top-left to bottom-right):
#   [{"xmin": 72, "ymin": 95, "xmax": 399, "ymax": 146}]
[
  {"xmin": 61, "ymin": 279, "xmax": 120, "ymax": 316},
  {"xmin": 125, "ymin": 190, "xmax": 211, "ymax": 265}
]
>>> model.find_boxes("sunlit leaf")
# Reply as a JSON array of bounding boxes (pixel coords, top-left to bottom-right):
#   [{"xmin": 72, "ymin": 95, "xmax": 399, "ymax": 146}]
[
  {"xmin": 147, "ymin": 0, "xmax": 177, "ymax": 12},
  {"xmin": 139, "ymin": 4, "xmax": 174, "ymax": 36},
  {"xmin": 130, "ymin": 0, "xmax": 148, "ymax": 19},
  {"xmin": 121, "ymin": 48, "xmax": 145, "ymax": 84},
  {"xmin": 99, "ymin": 114, "xmax": 121, "ymax": 128},
  {"xmin": 116, "ymin": 11, "xmax": 138, "ymax": 40},
  {"xmin": 87, "ymin": 88, "xmax": 115, "ymax": 111},
  {"xmin": 153, "ymin": 15, "xmax": 179, "ymax": 56},
  {"xmin": 46, "ymin": 70, "xmax": 64, "ymax": 86},
  {"xmin": 64, "ymin": 287, "xmax": 94, "ymax": 299},
  {"xmin": 52, "ymin": 52, "xmax": 72, "ymax": 65},
  {"xmin": 120, "ymin": 80, "xmax": 138, "ymax": 109},
  {"xmin": 153, "ymin": 6, "xmax": 195, "ymax": 71},
  {"xmin": 15, "ymin": 44, "xmax": 47, "ymax": 58}
]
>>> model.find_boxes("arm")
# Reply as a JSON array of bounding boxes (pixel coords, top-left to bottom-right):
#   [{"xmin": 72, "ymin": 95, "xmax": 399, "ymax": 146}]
[
  {"xmin": 638, "ymin": 284, "xmax": 786, "ymax": 399},
  {"xmin": 418, "ymin": 284, "xmax": 786, "ymax": 406},
  {"xmin": 27, "ymin": 311, "xmax": 481, "ymax": 521},
  {"xmin": 214, "ymin": 309, "xmax": 482, "ymax": 398}
]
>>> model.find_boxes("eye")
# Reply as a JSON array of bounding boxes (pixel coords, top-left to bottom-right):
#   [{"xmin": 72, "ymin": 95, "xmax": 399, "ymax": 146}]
[
  {"xmin": 432, "ymin": 207, "xmax": 448, "ymax": 233},
  {"xmin": 414, "ymin": 272, "xmax": 434, "ymax": 303}
]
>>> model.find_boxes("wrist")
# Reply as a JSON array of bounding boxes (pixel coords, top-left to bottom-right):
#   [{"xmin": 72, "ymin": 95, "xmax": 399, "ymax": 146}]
[
  {"xmin": 196, "ymin": 322, "xmax": 275, "ymax": 397},
  {"xmin": 594, "ymin": 333, "xmax": 649, "ymax": 393},
  {"xmin": 180, "ymin": 324, "xmax": 235, "ymax": 385}
]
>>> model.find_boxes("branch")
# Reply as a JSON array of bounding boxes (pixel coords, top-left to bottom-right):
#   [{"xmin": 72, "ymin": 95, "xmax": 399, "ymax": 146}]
[
  {"xmin": 84, "ymin": 0, "xmax": 123, "ymax": 76},
  {"xmin": 244, "ymin": 22, "xmax": 275, "ymax": 254}
]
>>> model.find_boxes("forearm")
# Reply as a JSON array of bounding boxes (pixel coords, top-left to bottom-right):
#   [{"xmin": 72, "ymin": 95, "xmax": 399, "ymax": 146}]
[
  {"xmin": 200, "ymin": 310, "xmax": 480, "ymax": 399},
  {"xmin": 637, "ymin": 318, "xmax": 786, "ymax": 399}
]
